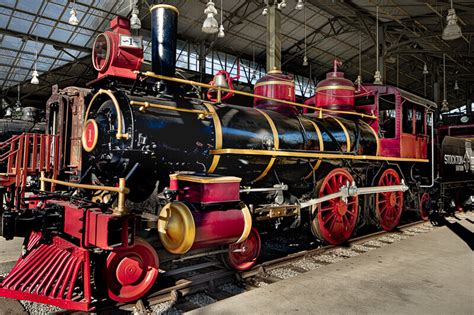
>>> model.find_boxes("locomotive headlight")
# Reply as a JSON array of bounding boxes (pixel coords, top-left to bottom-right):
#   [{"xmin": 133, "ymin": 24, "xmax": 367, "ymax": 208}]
[{"xmin": 92, "ymin": 34, "xmax": 110, "ymax": 72}]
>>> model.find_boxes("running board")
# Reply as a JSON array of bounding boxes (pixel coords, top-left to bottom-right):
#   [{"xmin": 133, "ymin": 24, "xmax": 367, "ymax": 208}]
[{"xmin": 0, "ymin": 231, "xmax": 93, "ymax": 311}]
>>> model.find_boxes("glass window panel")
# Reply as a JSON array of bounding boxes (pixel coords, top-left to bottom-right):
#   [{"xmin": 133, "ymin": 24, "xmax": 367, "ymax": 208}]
[
  {"xmin": 43, "ymin": 2, "xmax": 63, "ymax": 20},
  {"xmin": 31, "ymin": 23, "xmax": 53, "ymax": 37},
  {"xmin": 17, "ymin": 0, "xmax": 43, "ymax": 14},
  {"xmin": 50, "ymin": 28, "xmax": 73, "ymax": 42},
  {"xmin": 8, "ymin": 16, "xmax": 33, "ymax": 32},
  {"xmin": 402, "ymin": 101, "xmax": 414, "ymax": 134}
]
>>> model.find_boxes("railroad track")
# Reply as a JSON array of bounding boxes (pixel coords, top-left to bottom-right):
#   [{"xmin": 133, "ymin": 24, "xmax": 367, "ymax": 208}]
[{"xmin": 104, "ymin": 220, "xmax": 432, "ymax": 314}]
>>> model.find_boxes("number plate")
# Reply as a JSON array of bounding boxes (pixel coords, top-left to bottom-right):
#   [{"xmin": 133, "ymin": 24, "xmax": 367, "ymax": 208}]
[{"xmin": 119, "ymin": 35, "xmax": 142, "ymax": 48}]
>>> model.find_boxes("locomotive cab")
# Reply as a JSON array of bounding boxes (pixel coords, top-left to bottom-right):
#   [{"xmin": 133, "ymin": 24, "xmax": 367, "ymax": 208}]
[{"xmin": 355, "ymin": 85, "xmax": 436, "ymax": 160}]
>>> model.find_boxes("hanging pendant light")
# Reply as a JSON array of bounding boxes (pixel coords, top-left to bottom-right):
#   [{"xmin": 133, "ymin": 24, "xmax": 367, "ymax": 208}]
[
  {"xmin": 31, "ymin": 39, "xmax": 39, "ymax": 85},
  {"xmin": 130, "ymin": 0, "xmax": 141, "ymax": 30},
  {"xmin": 454, "ymin": 80, "xmax": 459, "ymax": 91},
  {"xmin": 423, "ymin": 63, "xmax": 429, "ymax": 75},
  {"xmin": 202, "ymin": 0, "xmax": 219, "ymax": 34},
  {"xmin": 295, "ymin": 0, "xmax": 304, "ymax": 10},
  {"xmin": 217, "ymin": 0, "xmax": 225, "ymax": 38},
  {"xmin": 302, "ymin": 5, "xmax": 308, "ymax": 66},
  {"xmin": 441, "ymin": 53, "xmax": 449, "ymax": 112},
  {"xmin": 355, "ymin": 34, "xmax": 362, "ymax": 90},
  {"xmin": 69, "ymin": 1, "xmax": 79, "ymax": 26},
  {"xmin": 278, "ymin": 0, "xmax": 287, "ymax": 9},
  {"xmin": 262, "ymin": 7, "xmax": 268, "ymax": 16},
  {"xmin": 442, "ymin": 0, "xmax": 462, "ymax": 41},
  {"xmin": 373, "ymin": 6, "xmax": 382, "ymax": 85}
]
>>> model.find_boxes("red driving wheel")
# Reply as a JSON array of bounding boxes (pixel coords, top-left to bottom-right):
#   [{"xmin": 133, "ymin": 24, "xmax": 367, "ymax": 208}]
[
  {"xmin": 312, "ymin": 168, "xmax": 359, "ymax": 245},
  {"xmin": 225, "ymin": 228, "xmax": 261, "ymax": 271},
  {"xmin": 375, "ymin": 169, "xmax": 404, "ymax": 231},
  {"xmin": 105, "ymin": 238, "xmax": 159, "ymax": 302},
  {"xmin": 419, "ymin": 192, "xmax": 430, "ymax": 221}
]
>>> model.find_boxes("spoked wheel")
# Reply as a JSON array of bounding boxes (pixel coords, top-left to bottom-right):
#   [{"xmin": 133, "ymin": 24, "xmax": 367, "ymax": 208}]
[
  {"xmin": 375, "ymin": 169, "xmax": 404, "ymax": 231},
  {"xmin": 419, "ymin": 192, "xmax": 430, "ymax": 221},
  {"xmin": 311, "ymin": 168, "xmax": 359, "ymax": 245},
  {"xmin": 105, "ymin": 238, "xmax": 159, "ymax": 302},
  {"xmin": 223, "ymin": 228, "xmax": 261, "ymax": 271}
]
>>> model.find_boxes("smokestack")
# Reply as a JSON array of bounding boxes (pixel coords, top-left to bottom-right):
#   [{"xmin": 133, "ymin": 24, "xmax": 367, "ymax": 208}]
[
  {"xmin": 266, "ymin": 4, "xmax": 281, "ymax": 72},
  {"xmin": 151, "ymin": 4, "xmax": 178, "ymax": 83}
]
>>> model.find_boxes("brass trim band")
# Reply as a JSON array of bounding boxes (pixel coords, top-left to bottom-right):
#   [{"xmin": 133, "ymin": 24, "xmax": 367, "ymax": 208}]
[
  {"xmin": 254, "ymin": 80, "xmax": 295, "ymax": 88},
  {"xmin": 84, "ymin": 89, "xmax": 129, "ymax": 140},
  {"xmin": 203, "ymin": 103, "xmax": 222, "ymax": 173},
  {"xmin": 304, "ymin": 119, "xmax": 325, "ymax": 180},
  {"xmin": 316, "ymin": 85, "xmax": 355, "ymax": 92},
  {"xmin": 236, "ymin": 202, "xmax": 253, "ymax": 244},
  {"xmin": 253, "ymin": 109, "xmax": 279, "ymax": 183},
  {"xmin": 150, "ymin": 4, "xmax": 180, "ymax": 14},
  {"xmin": 211, "ymin": 148, "xmax": 430, "ymax": 163},
  {"xmin": 329, "ymin": 116, "xmax": 351, "ymax": 152},
  {"xmin": 360, "ymin": 120, "xmax": 380, "ymax": 156}
]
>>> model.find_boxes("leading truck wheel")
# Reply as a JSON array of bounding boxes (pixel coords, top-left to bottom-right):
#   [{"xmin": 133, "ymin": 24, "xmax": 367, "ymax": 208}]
[
  {"xmin": 105, "ymin": 238, "xmax": 159, "ymax": 302},
  {"xmin": 375, "ymin": 169, "xmax": 404, "ymax": 231},
  {"xmin": 223, "ymin": 228, "xmax": 261, "ymax": 271},
  {"xmin": 311, "ymin": 168, "xmax": 359, "ymax": 245}
]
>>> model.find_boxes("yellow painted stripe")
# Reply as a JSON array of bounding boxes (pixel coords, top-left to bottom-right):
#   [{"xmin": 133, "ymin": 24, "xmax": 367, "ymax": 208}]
[
  {"xmin": 304, "ymin": 119, "xmax": 324, "ymax": 180},
  {"xmin": 329, "ymin": 116, "xmax": 351, "ymax": 152},
  {"xmin": 211, "ymin": 148, "xmax": 429, "ymax": 163},
  {"xmin": 360, "ymin": 120, "xmax": 380, "ymax": 156},
  {"xmin": 253, "ymin": 109, "xmax": 279, "ymax": 182},
  {"xmin": 203, "ymin": 103, "xmax": 222, "ymax": 173}
]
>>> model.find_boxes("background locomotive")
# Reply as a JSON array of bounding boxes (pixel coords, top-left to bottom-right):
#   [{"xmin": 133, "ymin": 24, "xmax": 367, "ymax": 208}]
[{"xmin": 0, "ymin": 4, "xmax": 472, "ymax": 311}]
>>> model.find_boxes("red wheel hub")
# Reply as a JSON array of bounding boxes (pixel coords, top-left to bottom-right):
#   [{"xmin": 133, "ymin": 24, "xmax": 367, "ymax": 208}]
[
  {"xmin": 226, "ymin": 228, "xmax": 261, "ymax": 271},
  {"xmin": 116, "ymin": 256, "xmax": 144, "ymax": 285},
  {"xmin": 105, "ymin": 238, "xmax": 159, "ymax": 302},
  {"xmin": 312, "ymin": 168, "xmax": 359, "ymax": 245},
  {"xmin": 375, "ymin": 169, "xmax": 404, "ymax": 231}
]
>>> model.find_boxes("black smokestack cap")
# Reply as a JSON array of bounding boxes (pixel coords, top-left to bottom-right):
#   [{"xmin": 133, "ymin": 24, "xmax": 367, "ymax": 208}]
[{"xmin": 151, "ymin": 4, "xmax": 178, "ymax": 92}]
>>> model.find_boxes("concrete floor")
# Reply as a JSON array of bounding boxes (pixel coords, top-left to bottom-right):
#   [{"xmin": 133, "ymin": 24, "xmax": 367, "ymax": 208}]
[{"xmin": 189, "ymin": 218, "xmax": 474, "ymax": 315}]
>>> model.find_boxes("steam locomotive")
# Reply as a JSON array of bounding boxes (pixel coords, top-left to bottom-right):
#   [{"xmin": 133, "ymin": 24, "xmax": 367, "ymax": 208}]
[{"xmin": 0, "ymin": 4, "xmax": 472, "ymax": 311}]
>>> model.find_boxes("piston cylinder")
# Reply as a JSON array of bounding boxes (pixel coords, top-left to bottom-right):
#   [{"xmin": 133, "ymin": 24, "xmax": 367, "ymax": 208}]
[{"xmin": 157, "ymin": 201, "xmax": 252, "ymax": 254}]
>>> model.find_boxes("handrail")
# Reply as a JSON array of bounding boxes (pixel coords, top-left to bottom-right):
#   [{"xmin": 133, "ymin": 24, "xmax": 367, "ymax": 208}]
[
  {"xmin": 138, "ymin": 71, "xmax": 378, "ymax": 120},
  {"xmin": 40, "ymin": 172, "xmax": 129, "ymax": 216},
  {"xmin": 129, "ymin": 100, "xmax": 210, "ymax": 118}
]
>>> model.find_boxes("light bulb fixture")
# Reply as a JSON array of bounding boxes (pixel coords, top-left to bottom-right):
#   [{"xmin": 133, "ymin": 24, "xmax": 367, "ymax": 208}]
[
  {"xmin": 31, "ymin": 38, "xmax": 39, "ymax": 85},
  {"xmin": 441, "ymin": 99, "xmax": 449, "ymax": 112},
  {"xmin": 441, "ymin": 53, "xmax": 449, "ymax": 112},
  {"xmin": 302, "ymin": 5, "xmax": 308, "ymax": 66},
  {"xmin": 373, "ymin": 6, "xmax": 383, "ymax": 85},
  {"xmin": 218, "ymin": 24, "xmax": 225, "ymax": 38},
  {"xmin": 262, "ymin": 7, "xmax": 268, "ymax": 16},
  {"xmin": 442, "ymin": 1, "xmax": 462, "ymax": 41},
  {"xmin": 30, "ymin": 70, "xmax": 39, "ymax": 85},
  {"xmin": 423, "ymin": 63, "xmax": 429, "ymax": 75},
  {"xmin": 302, "ymin": 55, "xmax": 308, "ymax": 66},
  {"xmin": 217, "ymin": 0, "xmax": 225, "ymax": 38},
  {"xmin": 278, "ymin": 0, "xmax": 287, "ymax": 9},
  {"xmin": 130, "ymin": 1, "xmax": 141, "ymax": 30},
  {"xmin": 69, "ymin": 8, "xmax": 79, "ymax": 26},
  {"xmin": 454, "ymin": 80, "xmax": 459, "ymax": 90},
  {"xmin": 295, "ymin": 0, "xmax": 304, "ymax": 10},
  {"xmin": 202, "ymin": 0, "xmax": 219, "ymax": 34}
]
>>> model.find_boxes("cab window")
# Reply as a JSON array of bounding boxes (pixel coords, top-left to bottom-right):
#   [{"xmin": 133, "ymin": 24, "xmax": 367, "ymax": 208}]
[
  {"xmin": 415, "ymin": 105, "xmax": 425, "ymax": 135},
  {"xmin": 402, "ymin": 102, "xmax": 413, "ymax": 134},
  {"xmin": 379, "ymin": 94, "xmax": 396, "ymax": 138}
]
